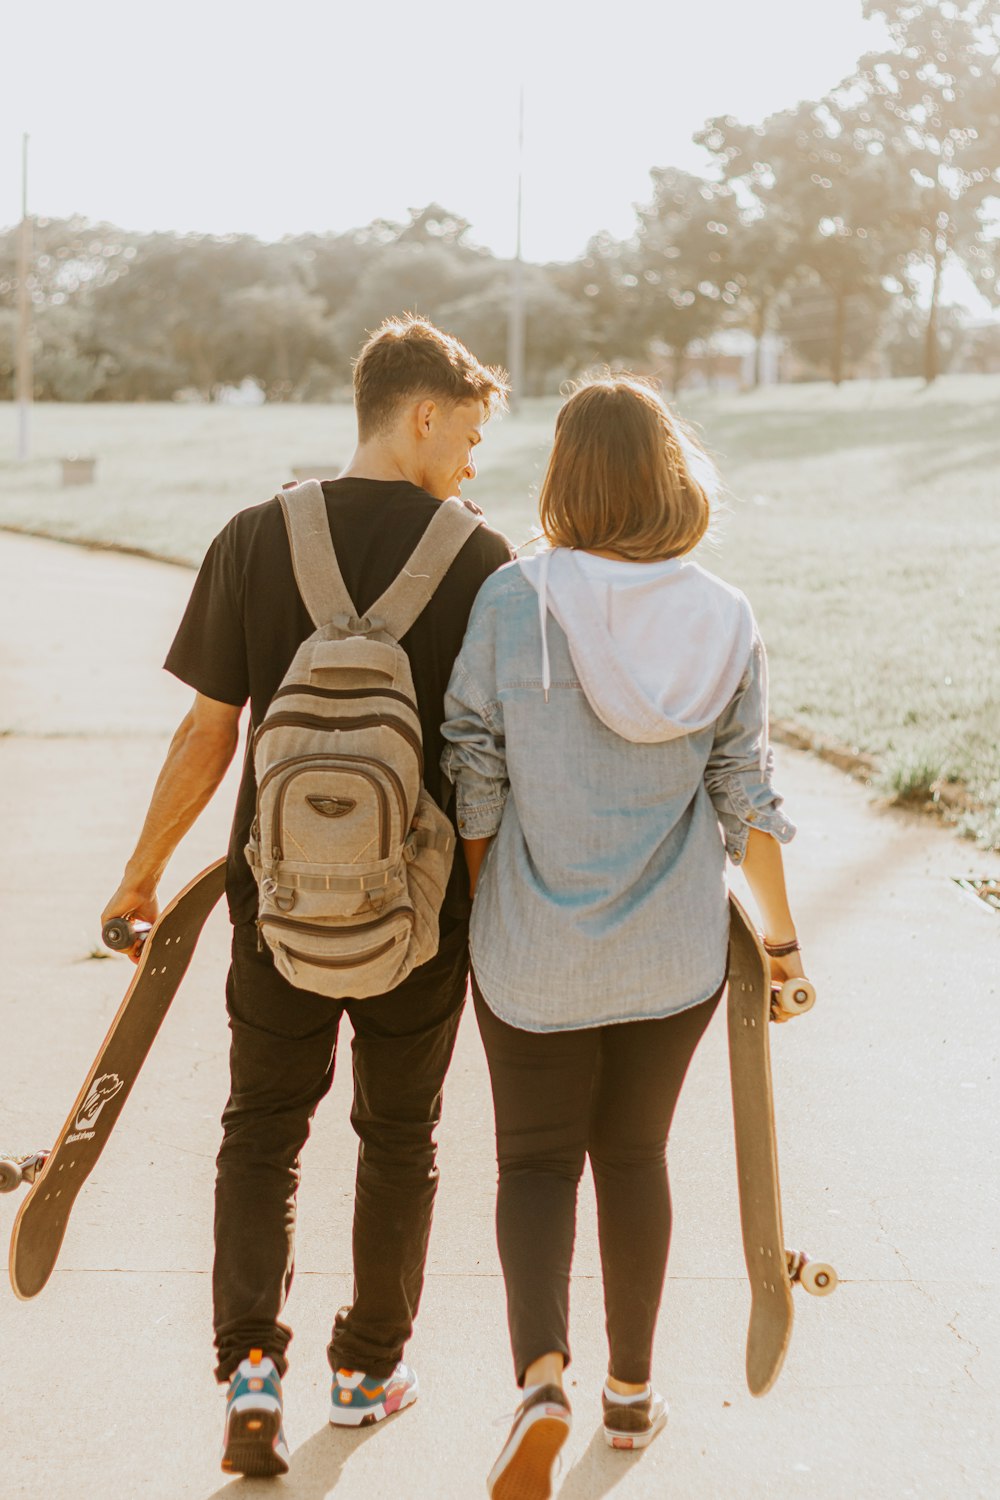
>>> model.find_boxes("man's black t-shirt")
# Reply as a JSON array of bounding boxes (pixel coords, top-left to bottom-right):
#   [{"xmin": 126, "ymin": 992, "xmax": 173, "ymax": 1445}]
[{"xmin": 165, "ymin": 478, "xmax": 513, "ymax": 926}]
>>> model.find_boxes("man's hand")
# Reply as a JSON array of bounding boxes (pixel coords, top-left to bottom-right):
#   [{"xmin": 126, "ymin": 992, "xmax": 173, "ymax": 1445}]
[{"xmin": 101, "ymin": 884, "xmax": 160, "ymax": 965}]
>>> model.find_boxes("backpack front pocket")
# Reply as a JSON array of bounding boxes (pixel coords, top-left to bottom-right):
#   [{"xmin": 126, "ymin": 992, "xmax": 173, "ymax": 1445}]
[
  {"xmin": 261, "ymin": 907, "xmax": 415, "ymax": 998},
  {"xmin": 265, "ymin": 758, "xmax": 399, "ymax": 867}
]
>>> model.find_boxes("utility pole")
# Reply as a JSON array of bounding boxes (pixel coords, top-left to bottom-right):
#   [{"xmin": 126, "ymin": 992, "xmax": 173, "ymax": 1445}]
[
  {"xmin": 16, "ymin": 133, "xmax": 33, "ymax": 462},
  {"xmin": 506, "ymin": 87, "xmax": 525, "ymax": 413}
]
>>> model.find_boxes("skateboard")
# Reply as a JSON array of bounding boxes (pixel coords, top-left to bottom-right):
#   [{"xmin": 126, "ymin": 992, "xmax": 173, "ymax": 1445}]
[
  {"xmin": 727, "ymin": 895, "xmax": 837, "ymax": 1396},
  {"xmin": 1, "ymin": 859, "xmax": 227, "ymax": 1299}
]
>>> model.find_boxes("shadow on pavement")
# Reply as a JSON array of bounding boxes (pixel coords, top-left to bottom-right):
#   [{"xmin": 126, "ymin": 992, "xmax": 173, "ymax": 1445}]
[
  {"xmin": 557, "ymin": 1427, "xmax": 649, "ymax": 1499},
  {"xmin": 201, "ymin": 1422, "xmax": 378, "ymax": 1499}
]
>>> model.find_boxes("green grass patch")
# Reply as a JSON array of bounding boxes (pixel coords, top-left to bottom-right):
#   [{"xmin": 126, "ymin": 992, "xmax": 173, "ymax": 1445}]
[
  {"xmin": 878, "ymin": 750, "xmax": 946, "ymax": 807},
  {"xmin": 1, "ymin": 374, "xmax": 999, "ymax": 846}
]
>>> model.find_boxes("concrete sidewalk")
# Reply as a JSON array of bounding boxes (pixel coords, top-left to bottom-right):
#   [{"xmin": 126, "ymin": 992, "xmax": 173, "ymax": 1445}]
[{"xmin": 0, "ymin": 530, "xmax": 997, "ymax": 1500}]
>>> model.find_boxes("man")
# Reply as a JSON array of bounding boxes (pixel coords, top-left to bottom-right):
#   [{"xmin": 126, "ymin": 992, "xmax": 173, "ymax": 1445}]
[{"xmin": 102, "ymin": 315, "xmax": 512, "ymax": 1477}]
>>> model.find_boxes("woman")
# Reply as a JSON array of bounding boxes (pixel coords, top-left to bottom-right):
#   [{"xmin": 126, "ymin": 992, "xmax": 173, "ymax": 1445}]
[{"xmin": 441, "ymin": 377, "xmax": 803, "ymax": 1500}]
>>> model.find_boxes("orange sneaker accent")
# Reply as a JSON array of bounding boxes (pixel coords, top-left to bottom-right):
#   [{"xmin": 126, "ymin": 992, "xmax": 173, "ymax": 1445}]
[
  {"xmin": 249, "ymin": 1348, "xmax": 263, "ymax": 1365},
  {"xmin": 339, "ymin": 1390, "xmax": 353, "ymax": 1404},
  {"xmin": 337, "ymin": 1368, "xmax": 355, "ymax": 1378},
  {"xmin": 249, "ymin": 1379, "xmax": 263, "ymax": 1392}
]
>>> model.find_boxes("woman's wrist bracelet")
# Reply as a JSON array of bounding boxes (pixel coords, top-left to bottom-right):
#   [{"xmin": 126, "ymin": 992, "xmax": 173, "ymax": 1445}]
[{"xmin": 762, "ymin": 936, "xmax": 800, "ymax": 958}]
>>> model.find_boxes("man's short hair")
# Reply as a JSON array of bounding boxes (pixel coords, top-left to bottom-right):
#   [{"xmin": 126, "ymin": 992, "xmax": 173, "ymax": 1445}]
[{"xmin": 353, "ymin": 314, "xmax": 509, "ymax": 439}]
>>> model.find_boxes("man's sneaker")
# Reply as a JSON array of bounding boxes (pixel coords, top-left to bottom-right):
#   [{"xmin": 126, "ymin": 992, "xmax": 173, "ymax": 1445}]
[
  {"xmin": 221, "ymin": 1348, "xmax": 290, "ymax": 1477},
  {"xmin": 601, "ymin": 1380, "xmax": 668, "ymax": 1450},
  {"xmin": 487, "ymin": 1384, "xmax": 571, "ymax": 1500},
  {"xmin": 329, "ymin": 1361, "xmax": 419, "ymax": 1427}
]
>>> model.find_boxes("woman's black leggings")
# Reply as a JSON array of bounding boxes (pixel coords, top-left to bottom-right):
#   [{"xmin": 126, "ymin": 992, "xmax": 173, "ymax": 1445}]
[{"xmin": 473, "ymin": 977, "xmax": 722, "ymax": 1387}]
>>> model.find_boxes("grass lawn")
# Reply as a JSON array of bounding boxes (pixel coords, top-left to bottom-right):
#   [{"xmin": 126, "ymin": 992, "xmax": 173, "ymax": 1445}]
[{"xmin": 1, "ymin": 375, "xmax": 998, "ymax": 846}]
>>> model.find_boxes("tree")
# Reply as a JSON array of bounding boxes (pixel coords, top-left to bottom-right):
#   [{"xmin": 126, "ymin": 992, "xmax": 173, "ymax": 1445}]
[
  {"xmin": 841, "ymin": 0, "xmax": 1000, "ymax": 381},
  {"xmin": 881, "ymin": 295, "xmax": 965, "ymax": 376},
  {"xmin": 88, "ymin": 232, "xmax": 279, "ymax": 398},
  {"xmin": 554, "ymin": 231, "xmax": 648, "ymax": 368},
  {"xmin": 699, "ymin": 101, "xmax": 907, "ymax": 383},
  {"xmin": 697, "ymin": 118, "xmax": 815, "ymax": 385},
  {"xmin": 631, "ymin": 167, "xmax": 744, "ymax": 391},
  {"xmin": 0, "ymin": 216, "xmax": 135, "ymax": 314},
  {"xmin": 777, "ymin": 272, "xmax": 890, "ymax": 379},
  {"xmin": 437, "ymin": 267, "xmax": 584, "ymax": 394},
  {"xmin": 222, "ymin": 282, "xmax": 338, "ymax": 400},
  {"xmin": 329, "ymin": 241, "xmax": 495, "ymax": 364}
]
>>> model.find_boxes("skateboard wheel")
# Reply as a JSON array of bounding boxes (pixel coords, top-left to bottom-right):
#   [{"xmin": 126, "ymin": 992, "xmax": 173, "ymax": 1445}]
[
  {"xmin": 772, "ymin": 978, "xmax": 816, "ymax": 1018},
  {"xmin": 0, "ymin": 1158, "xmax": 23, "ymax": 1192},
  {"xmin": 799, "ymin": 1259, "xmax": 838, "ymax": 1296},
  {"xmin": 102, "ymin": 917, "xmax": 152, "ymax": 953}
]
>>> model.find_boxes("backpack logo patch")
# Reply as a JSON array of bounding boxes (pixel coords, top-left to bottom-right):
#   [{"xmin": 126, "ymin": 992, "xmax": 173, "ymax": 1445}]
[{"xmin": 307, "ymin": 795, "xmax": 357, "ymax": 818}]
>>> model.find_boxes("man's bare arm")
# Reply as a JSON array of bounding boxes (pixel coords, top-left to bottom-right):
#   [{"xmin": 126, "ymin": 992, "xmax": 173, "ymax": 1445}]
[{"xmin": 101, "ymin": 693, "xmax": 242, "ymax": 942}]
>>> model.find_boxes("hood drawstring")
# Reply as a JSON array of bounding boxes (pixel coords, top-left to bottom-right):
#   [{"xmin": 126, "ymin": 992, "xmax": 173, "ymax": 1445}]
[{"xmin": 537, "ymin": 550, "xmax": 552, "ymax": 702}]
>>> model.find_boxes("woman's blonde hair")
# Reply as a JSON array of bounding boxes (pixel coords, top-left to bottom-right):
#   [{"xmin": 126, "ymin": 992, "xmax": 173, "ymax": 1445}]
[{"xmin": 537, "ymin": 375, "xmax": 714, "ymax": 561}]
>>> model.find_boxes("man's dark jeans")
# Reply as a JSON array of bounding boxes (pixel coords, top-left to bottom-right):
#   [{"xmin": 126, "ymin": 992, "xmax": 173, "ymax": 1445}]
[{"xmin": 213, "ymin": 918, "xmax": 469, "ymax": 1383}]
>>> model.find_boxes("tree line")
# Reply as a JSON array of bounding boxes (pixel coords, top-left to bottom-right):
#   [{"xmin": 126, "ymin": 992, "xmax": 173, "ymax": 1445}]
[{"xmin": 1, "ymin": 0, "xmax": 997, "ymax": 403}]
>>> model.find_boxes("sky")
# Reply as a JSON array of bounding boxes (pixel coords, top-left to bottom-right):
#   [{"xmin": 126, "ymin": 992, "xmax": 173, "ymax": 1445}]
[{"xmin": 1, "ymin": 0, "xmax": 989, "ymax": 309}]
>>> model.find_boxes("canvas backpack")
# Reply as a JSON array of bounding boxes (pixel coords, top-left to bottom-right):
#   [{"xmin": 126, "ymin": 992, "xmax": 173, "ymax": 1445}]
[{"xmin": 245, "ymin": 479, "xmax": 483, "ymax": 999}]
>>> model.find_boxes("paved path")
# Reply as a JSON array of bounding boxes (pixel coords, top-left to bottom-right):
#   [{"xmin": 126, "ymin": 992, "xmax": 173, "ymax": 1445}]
[{"xmin": 0, "ymin": 531, "xmax": 997, "ymax": 1499}]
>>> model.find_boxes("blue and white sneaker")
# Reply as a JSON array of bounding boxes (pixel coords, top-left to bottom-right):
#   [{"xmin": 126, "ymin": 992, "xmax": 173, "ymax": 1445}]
[
  {"xmin": 221, "ymin": 1348, "xmax": 290, "ymax": 1477},
  {"xmin": 329, "ymin": 1361, "xmax": 419, "ymax": 1427}
]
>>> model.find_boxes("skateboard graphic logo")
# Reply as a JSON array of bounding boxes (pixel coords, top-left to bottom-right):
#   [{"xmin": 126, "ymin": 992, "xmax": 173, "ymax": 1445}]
[{"xmin": 67, "ymin": 1074, "xmax": 125, "ymax": 1142}]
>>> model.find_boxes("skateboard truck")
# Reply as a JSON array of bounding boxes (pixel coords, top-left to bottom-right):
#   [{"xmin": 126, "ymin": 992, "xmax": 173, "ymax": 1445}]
[
  {"xmin": 101, "ymin": 917, "xmax": 153, "ymax": 953},
  {"xmin": 771, "ymin": 978, "xmax": 816, "ymax": 1020},
  {"xmin": 0, "ymin": 1152, "xmax": 50, "ymax": 1194},
  {"xmin": 786, "ymin": 1249, "xmax": 838, "ymax": 1297}
]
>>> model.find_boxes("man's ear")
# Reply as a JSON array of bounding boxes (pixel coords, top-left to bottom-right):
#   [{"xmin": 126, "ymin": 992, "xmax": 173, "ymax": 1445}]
[{"xmin": 414, "ymin": 398, "xmax": 437, "ymax": 437}]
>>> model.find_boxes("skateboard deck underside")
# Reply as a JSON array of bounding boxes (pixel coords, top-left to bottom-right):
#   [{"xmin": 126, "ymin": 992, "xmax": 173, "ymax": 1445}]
[
  {"xmin": 8, "ymin": 859, "xmax": 227, "ymax": 1299},
  {"xmin": 727, "ymin": 895, "xmax": 795, "ymax": 1396}
]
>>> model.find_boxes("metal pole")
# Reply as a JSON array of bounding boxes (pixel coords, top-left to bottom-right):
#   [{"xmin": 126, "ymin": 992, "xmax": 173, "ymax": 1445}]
[
  {"xmin": 16, "ymin": 133, "xmax": 33, "ymax": 462},
  {"xmin": 507, "ymin": 88, "xmax": 525, "ymax": 413}
]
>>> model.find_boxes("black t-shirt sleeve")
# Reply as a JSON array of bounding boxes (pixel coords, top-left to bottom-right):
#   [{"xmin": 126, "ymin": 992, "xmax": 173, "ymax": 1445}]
[
  {"xmin": 164, "ymin": 526, "xmax": 250, "ymax": 708},
  {"xmin": 465, "ymin": 522, "xmax": 516, "ymax": 583}
]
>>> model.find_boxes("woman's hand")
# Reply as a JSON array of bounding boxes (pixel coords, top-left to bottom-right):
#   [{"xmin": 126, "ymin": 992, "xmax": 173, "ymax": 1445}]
[
  {"xmin": 767, "ymin": 946, "xmax": 809, "ymax": 1024},
  {"xmin": 462, "ymin": 835, "xmax": 493, "ymax": 900},
  {"xmin": 766, "ymin": 947, "xmax": 805, "ymax": 985}
]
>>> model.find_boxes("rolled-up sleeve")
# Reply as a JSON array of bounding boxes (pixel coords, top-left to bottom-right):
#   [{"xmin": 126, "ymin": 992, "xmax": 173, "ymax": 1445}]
[
  {"xmin": 704, "ymin": 633, "xmax": 795, "ymax": 865},
  {"xmin": 441, "ymin": 613, "xmax": 509, "ymax": 839}
]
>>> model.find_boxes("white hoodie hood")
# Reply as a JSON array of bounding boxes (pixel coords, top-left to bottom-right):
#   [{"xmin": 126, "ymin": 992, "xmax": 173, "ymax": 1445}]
[{"xmin": 518, "ymin": 548, "xmax": 754, "ymax": 744}]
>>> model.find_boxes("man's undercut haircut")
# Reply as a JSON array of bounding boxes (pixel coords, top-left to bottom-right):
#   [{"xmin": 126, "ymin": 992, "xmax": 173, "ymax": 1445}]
[
  {"xmin": 538, "ymin": 375, "xmax": 715, "ymax": 562},
  {"xmin": 353, "ymin": 314, "xmax": 509, "ymax": 439}
]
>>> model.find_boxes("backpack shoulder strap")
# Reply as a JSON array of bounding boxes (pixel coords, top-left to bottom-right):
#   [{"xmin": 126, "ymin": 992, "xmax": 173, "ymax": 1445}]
[
  {"xmin": 277, "ymin": 480, "xmax": 357, "ymax": 628},
  {"xmin": 371, "ymin": 499, "xmax": 484, "ymax": 641}
]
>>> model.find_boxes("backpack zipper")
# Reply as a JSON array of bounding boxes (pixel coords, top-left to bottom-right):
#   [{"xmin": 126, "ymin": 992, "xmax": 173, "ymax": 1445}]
[
  {"xmin": 272, "ymin": 684, "xmax": 415, "ymax": 711},
  {"xmin": 254, "ymin": 712, "xmax": 423, "ymax": 773},
  {"xmin": 259, "ymin": 911, "xmax": 413, "ymax": 938},
  {"xmin": 279, "ymin": 935, "xmax": 403, "ymax": 969}
]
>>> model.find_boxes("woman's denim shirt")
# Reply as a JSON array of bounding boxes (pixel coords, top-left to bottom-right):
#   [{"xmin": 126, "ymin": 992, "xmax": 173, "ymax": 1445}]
[{"xmin": 441, "ymin": 564, "xmax": 795, "ymax": 1032}]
